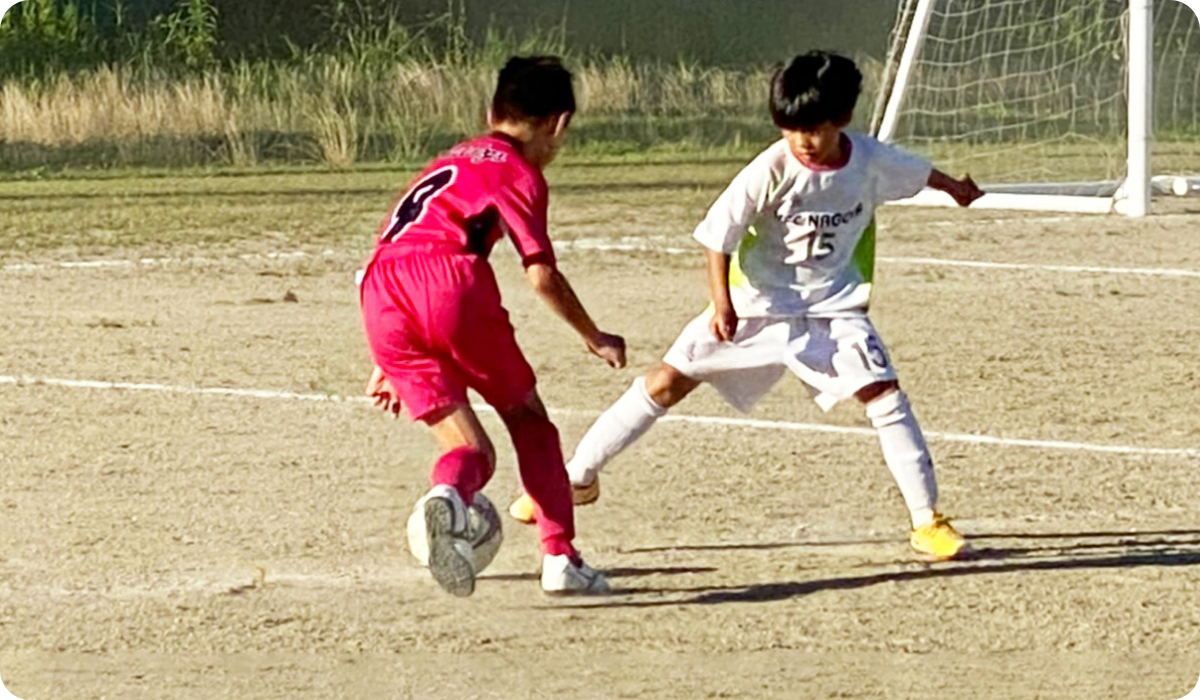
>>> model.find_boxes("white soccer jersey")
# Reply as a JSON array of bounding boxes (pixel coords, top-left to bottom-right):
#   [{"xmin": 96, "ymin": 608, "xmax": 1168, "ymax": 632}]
[{"xmin": 692, "ymin": 132, "xmax": 932, "ymax": 317}]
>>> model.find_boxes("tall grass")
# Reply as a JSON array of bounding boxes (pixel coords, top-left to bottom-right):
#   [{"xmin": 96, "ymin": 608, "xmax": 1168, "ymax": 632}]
[
  {"xmin": 0, "ymin": 0, "xmax": 882, "ymax": 171},
  {"xmin": 0, "ymin": 57, "xmax": 818, "ymax": 170}
]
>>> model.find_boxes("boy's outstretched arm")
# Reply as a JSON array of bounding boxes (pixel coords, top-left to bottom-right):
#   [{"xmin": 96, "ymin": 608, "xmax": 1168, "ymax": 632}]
[
  {"xmin": 928, "ymin": 169, "xmax": 984, "ymax": 207},
  {"xmin": 525, "ymin": 262, "xmax": 627, "ymax": 368},
  {"xmin": 705, "ymin": 248, "xmax": 737, "ymax": 342}
]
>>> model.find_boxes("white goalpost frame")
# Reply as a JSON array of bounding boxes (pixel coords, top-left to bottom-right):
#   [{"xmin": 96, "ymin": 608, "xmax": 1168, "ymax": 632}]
[
  {"xmin": 875, "ymin": 0, "xmax": 936, "ymax": 145},
  {"xmin": 1126, "ymin": 0, "xmax": 1154, "ymax": 217},
  {"xmin": 878, "ymin": 0, "xmax": 1162, "ymax": 216}
]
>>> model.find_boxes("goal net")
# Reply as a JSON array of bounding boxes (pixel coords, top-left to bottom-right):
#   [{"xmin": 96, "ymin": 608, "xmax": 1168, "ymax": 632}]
[{"xmin": 871, "ymin": 0, "xmax": 1200, "ymax": 214}]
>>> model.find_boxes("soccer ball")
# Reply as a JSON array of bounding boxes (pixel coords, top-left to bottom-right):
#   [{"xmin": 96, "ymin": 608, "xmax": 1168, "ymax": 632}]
[
  {"xmin": 406, "ymin": 492, "xmax": 503, "ymax": 574},
  {"xmin": 464, "ymin": 493, "xmax": 503, "ymax": 572}
]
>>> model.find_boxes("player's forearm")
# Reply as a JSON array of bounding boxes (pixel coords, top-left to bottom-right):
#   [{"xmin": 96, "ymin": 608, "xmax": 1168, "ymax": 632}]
[
  {"xmin": 526, "ymin": 263, "xmax": 601, "ymax": 343},
  {"xmin": 928, "ymin": 168, "xmax": 984, "ymax": 207},
  {"xmin": 705, "ymin": 249, "xmax": 734, "ymax": 310},
  {"xmin": 927, "ymin": 169, "xmax": 958, "ymax": 193}
]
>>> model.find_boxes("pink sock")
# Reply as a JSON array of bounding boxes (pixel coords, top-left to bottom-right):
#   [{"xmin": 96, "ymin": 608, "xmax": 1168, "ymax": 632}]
[
  {"xmin": 429, "ymin": 447, "xmax": 493, "ymax": 503},
  {"xmin": 507, "ymin": 415, "xmax": 576, "ymax": 557}
]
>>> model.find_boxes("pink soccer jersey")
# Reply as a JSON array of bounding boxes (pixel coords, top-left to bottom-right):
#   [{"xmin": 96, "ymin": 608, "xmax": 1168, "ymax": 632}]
[
  {"xmin": 361, "ymin": 132, "xmax": 556, "ymax": 424},
  {"xmin": 374, "ymin": 133, "xmax": 556, "ymax": 267}
]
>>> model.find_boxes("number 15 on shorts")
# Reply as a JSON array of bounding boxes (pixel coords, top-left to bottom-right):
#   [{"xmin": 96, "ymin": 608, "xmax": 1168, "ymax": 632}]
[{"xmin": 853, "ymin": 334, "xmax": 889, "ymax": 371}]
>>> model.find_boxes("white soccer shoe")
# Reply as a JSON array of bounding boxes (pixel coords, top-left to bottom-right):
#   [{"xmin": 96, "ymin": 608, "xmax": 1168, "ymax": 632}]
[
  {"xmin": 541, "ymin": 553, "xmax": 610, "ymax": 596},
  {"xmin": 418, "ymin": 485, "xmax": 476, "ymax": 598}
]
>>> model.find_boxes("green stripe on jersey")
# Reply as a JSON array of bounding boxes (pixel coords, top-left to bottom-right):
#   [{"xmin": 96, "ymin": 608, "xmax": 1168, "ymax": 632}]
[
  {"xmin": 851, "ymin": 217, "xmax": 877, "ymax": 285},
  {"xmin": 729, "ymin": 225, "xmax": 759, "ymax": 289}
]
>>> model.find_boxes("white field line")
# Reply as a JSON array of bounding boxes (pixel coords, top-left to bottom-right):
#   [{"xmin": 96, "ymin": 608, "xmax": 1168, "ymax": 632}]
[
  {"xmin": 2, "ymin": 374, "xmax": 1197, "ymax": 459},
  {"xmin": 883, "ymin": 256, "xmax": 1200, "ymax": 279},
  {"xmin": 557, "ymin": 238, "xmax": 1200, "ymax": 279},
  {"xmin": 1, "ymin": 250, "xmax": 318, "ymax": 273},
  {"xmin": 914, "ymin": 212, "xmax": 1200, "ymax": 226}
]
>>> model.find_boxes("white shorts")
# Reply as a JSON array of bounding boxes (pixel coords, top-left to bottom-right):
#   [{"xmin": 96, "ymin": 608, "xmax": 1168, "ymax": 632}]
[{"xmin": 662, "ymin": 310, "xmax": 897, "ymax": 413}]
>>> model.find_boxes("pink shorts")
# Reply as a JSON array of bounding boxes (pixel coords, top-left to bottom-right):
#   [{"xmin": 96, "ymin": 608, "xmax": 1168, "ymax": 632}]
[{"xmin": 360, "ymin": 244, "xmax": 537, "ymax": 422}]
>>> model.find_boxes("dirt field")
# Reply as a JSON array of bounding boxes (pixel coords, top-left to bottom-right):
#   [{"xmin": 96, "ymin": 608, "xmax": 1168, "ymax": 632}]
[{"xmin": 2, "ymin": 159, "xmax": 1199, "ymax": 699}]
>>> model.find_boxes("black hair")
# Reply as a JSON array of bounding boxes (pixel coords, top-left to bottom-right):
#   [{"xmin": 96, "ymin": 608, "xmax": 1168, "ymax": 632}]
[
  {"xmin": 491, "ymin": 55, "xmax": 576, "ymax": 123},
  {"xmin": 769, "ymin": 51, "xmax": 862, "ymax": 130}
]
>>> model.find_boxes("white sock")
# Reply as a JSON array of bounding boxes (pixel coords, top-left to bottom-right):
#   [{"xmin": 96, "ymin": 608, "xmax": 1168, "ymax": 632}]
[
  {"xmin": 567, "ymin": 377, "xmax": 667, "ymax": 486},
  {"xmin": 866, "ymin": 391, "xmax": 938, "ymax": 529}
]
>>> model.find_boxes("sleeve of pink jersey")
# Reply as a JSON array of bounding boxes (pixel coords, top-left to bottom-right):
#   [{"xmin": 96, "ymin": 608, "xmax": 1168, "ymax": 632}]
[{"xmin": 496, "ymin": 169, "xmax": 555, "ymax": 268}]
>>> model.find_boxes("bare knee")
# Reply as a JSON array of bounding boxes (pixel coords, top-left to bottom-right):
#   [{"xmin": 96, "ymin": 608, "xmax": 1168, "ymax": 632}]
[
  {"xmin": 644, "ymin": 363, "xmax": 699, "ymax": 408},
  {"xmin": 427, "ymin": 404, "xmax": 497, "ymax": 465},
  {"xmin": 856, "ymin": 380, "xmax": 900, "ymax": 405}
]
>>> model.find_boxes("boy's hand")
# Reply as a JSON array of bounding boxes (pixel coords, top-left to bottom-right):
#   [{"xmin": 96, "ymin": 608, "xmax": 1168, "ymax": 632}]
[
  {"xmin": 929, "ymin": 169, "xmax": 985, "ymax": 207},
  {"xmin": 365, "ymin": 365, "xmax": 402, "ymax": 418},
  {"xmin": 526, "ymin": 262, "xmax": 625, "ymax": 368},
  {"xmin": 709, "ymin": 303, "xmax": 738, "ymax": 342},
  {"xmin": 949, "ymin": 174, "xmax": 984, "ymax": 207},
  {"xmin": 587, "ymin": 331, "xmax": 627, "ymax": 368}
]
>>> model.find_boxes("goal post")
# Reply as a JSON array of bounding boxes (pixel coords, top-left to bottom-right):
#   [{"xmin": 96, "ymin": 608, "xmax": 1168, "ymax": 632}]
[
  {"xmin": 1127, "ymin": 0, "xmax": 1153, "ymax": 216},
  {"xmin": 875, "ymin": 0, "xmax": 936, "ymax": 146},
  {"xmin": 873, "ymin": 0, "xmax": 1200, "ymax": 217}
]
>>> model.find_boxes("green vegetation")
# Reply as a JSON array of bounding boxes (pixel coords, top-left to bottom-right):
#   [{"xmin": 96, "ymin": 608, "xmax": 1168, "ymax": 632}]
[
  {"xmin": 0, "ymin": 0, "xmax": 221, "ymax": 78},
  {"xmin": 0, "ymin": 59, "xmax": 791, "ymax": 171},
  {"xmin": 1, "ymin": 0, "xmax": 882, "ymax": 172}
]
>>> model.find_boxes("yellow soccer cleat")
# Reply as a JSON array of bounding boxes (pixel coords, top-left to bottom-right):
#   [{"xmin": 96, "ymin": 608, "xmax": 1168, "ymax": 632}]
[
  {"xmin": 572, "ymin": 478, "xmax": 601, "ymax": 506},
  {"xmin": 909, "ymin": 512, "xmax": 968, "ymax": 561},
  {"xmin": 507, "ymin": 492, "xmax": 537, "ymax": 524},
  {"xmin": 507, "ymin": 479, "xmax": 601, "ymax": 524}
]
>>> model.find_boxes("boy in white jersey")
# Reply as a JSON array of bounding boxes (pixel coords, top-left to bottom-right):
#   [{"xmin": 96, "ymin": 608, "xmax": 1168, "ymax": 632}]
[{"xmin": 511, "ymin": 51, "xmax": 984, "ymax": 560}]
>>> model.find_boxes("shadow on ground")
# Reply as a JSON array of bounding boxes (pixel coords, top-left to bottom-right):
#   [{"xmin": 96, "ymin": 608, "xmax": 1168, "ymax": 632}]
[
  {"xmin": 482, "ymin": 565, "xmax": 718, "ymax": 583},
  {"xmin": 550, "ymin": 529, "xmax": 1200, "ymax": 608}
]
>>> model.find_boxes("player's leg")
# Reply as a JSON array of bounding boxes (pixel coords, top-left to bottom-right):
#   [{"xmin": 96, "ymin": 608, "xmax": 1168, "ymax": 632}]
[
  {"xmin": 857, "ymin": 379, "xmax": 938, "ymax": 528},
  {"xmin": 493, "ymin": 392, "xmax": 608, "ymax": 594},
  {"xmin": 786, "ymin": 316, "xmax": 965, "ymax": 560},
  {"xmin": 507, "ymin": 362, "xmax": 693, "ymax": 523},
  {"xmin": 511, "ymin": 312, "xmax": 786, "ymax": 524},
  {"xmin": 565, "ymin": 362, "xmax": 698, "ymax": 490},
  {"xmin": 568, "ymin": 312, "xmax": 788, "ymax": 487},
  {"xmin": 360, "ymin": 254, "xmax": 493, "ymax": 596},
  {"xmin": 362, "ymin": 365, "xmax": 493, "ymax": 597},
  {"xmin": 439, "ymin": 270, "xmax": 607, "ymax": 594},
  {"xmin": 857, "ymin": 380, "xmax": 965, "ymax": 560},
  {"xmin": 494, "ymin": 393, "xmax": 574, "ymax": 557},
  {"xmin": 413, "ymin": 403, "xmax": 498, "ymax": 597},
  {"xmin": 426, "ymin": 403, "xmax": 497, "ymax": 504}
]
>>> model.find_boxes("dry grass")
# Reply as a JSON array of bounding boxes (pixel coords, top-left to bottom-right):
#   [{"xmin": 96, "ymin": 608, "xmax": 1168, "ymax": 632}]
[
  {"xmin": 0, "ymin": 58, "xmax": 788, "ymax": 169},
  {"xmin": 1, "ymin": 70, "xmax": 229, "ymax": 144}
]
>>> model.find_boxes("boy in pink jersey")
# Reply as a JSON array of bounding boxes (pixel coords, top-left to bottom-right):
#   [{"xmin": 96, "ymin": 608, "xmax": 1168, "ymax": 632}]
[{"xmin": 360, "ymin": 56, "xmax": 625, "ymax": 597}]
